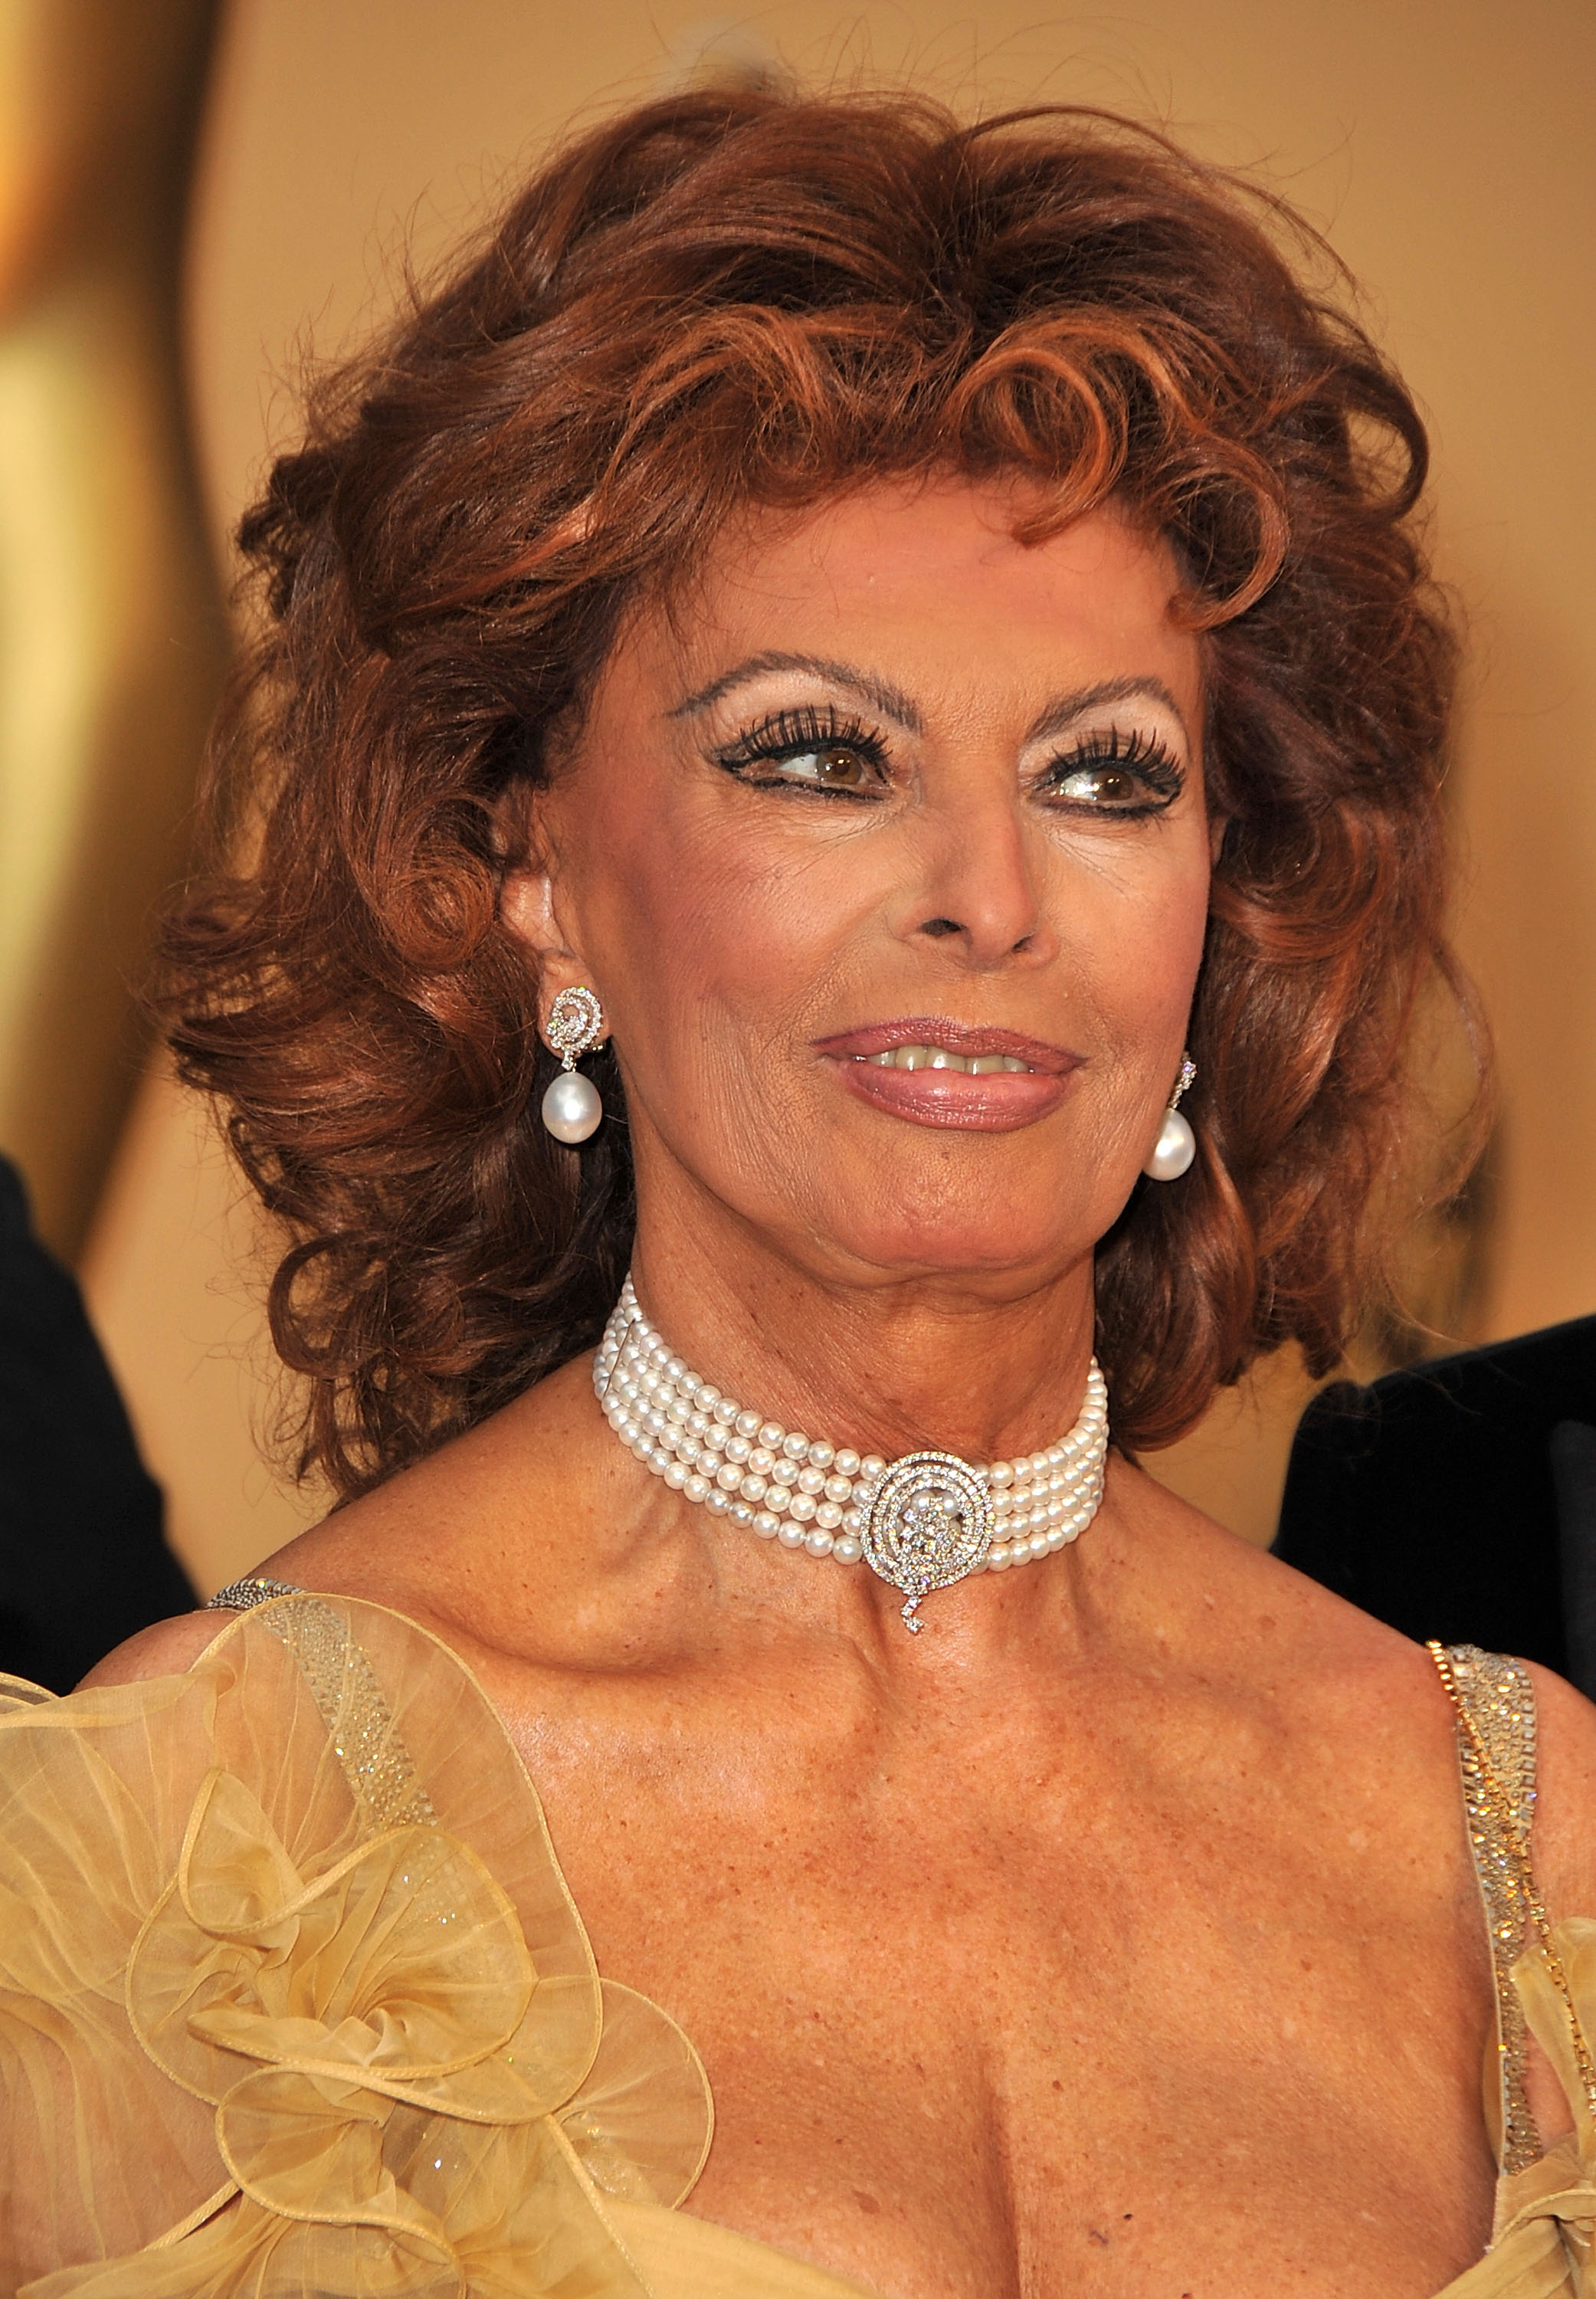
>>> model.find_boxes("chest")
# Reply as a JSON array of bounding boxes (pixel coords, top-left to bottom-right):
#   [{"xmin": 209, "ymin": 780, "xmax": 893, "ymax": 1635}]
[{"xmin": 519, "ymin": 1698, "xmax": 1501, "ymax": 2299}]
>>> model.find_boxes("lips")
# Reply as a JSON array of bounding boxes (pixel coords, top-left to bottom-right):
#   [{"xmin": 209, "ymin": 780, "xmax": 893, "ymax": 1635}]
[{"xmin": 811, "ymin": 1018, "xmax": 1081, "ymax": 1132}]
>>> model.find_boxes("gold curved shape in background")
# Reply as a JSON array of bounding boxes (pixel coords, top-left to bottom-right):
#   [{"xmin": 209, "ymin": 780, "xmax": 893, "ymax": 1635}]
[{"xmin": 0, "ymin": 0, "xmax": 225, "ymax": 1258}]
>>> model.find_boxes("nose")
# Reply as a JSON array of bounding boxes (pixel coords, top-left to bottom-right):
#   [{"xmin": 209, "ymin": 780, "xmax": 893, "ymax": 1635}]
[{"xmin": 899, "ymin": 787, "xmax": 1057, "ymax": 970}]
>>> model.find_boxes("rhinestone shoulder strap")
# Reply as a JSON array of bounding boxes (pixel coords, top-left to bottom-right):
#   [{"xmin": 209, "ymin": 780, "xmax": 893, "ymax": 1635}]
[
  {"xmin": 1429, "ymin": 1645, "xmax": 1542, "ymax": 2171},
  {"xmin": 205, "ymin": 1579, "xmax": 434, "ymax": 1828}
]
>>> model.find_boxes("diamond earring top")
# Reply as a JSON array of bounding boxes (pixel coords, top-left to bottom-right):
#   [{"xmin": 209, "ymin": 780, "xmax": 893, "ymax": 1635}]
[{"xmin": 546, "ymin": 984, "xmax": 605, "ymax": 1067}]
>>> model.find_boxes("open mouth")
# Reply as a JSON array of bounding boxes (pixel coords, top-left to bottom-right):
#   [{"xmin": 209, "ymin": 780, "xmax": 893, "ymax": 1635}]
[
  {"xmin": 856, "ymin": 1044, "xmax": 1035, "ymax": 1074},
  {"xmin": 811, "ymin": 1018, "xmax": 1079, "ymax": 1131}
]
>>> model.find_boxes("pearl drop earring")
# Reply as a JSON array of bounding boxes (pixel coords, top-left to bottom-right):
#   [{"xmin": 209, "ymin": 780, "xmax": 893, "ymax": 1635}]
[
  {"xmin": 541, "ymin": 985, "xmax": 606, "ymax": 1143},
  {"xmin": 1142, "ymin": 1053, "xmax": 1198, "ymax": 1181}
]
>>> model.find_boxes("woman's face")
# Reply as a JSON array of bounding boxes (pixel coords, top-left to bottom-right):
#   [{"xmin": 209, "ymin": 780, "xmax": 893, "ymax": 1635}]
[{"xmin": 519, "ymin": 477, "xmax": 1213, "ymax": 1298}]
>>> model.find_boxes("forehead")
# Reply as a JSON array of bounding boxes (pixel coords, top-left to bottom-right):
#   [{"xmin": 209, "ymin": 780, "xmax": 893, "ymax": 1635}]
[{"xmin": 633, "ymin": 478, "xmax": 1200, "ymax": 718}]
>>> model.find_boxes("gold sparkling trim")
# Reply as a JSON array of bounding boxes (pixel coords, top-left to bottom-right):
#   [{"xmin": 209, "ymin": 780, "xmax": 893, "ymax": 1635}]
[
  {"xmin": 1430, "ymin": 1641, "xmax": 1596, "ymax": 2173},
  {"xmin": 208, "ymin": 1583, "xmax": 437, "ymax": 1832},
  {"xmin": 264, "ymin": 1595, "xmax": 438, "ymax": 1830}
]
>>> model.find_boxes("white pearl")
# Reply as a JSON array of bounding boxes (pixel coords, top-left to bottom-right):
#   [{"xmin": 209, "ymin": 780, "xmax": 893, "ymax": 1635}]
[
  {"xmin": 594, "ymin": 1283, "xmax": 1114, "ymax": 1605},
  {"xmin": 541, "ymin": 1070, "xmax": 602, "ymax": 1143}
]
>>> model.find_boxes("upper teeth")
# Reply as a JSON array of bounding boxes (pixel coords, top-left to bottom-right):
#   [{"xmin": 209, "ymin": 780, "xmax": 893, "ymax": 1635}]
[{"xmin": 863, "ymin": 1045, "xmax": 1032, "ymax": 1073}]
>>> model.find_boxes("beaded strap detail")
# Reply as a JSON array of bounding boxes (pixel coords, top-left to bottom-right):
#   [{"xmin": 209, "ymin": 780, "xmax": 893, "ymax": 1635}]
[
  {"xmin": 206, "ymin": 1579, "xmax": 435, "ymax": 1830},
  {"xmin": 206, "ymin": 1577, "xmax": 303, "ymax": 1612},
  {"xmin": 1430, "ymin": 1643, "xmax": 1542, "ymax": 2173}
]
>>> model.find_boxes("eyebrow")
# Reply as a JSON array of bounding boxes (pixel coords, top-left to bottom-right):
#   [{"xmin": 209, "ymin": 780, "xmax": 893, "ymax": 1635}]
[
  {"xmin": 1030, "ymin": 676, "xmax": 1195, "ymax": 749},
  {"xmin": 1024, "ymin": 677, "xmax": 1190, "ymax": 746},
  {"xmin": 669, "ymin": 658, "xmax": 1190, "ymax": 748},
  {"xmin": 668, "ymin": 651, "xmax": 925, "ymax": 733}
]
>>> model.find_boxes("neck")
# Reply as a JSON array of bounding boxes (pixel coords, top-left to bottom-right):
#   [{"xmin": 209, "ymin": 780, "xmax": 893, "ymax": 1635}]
[{"xmin": 627, "ymin": 1189, "xmax": 1100, "ymax": 1470}]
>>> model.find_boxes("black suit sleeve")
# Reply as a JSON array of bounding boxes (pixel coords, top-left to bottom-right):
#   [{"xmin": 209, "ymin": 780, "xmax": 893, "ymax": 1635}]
[{"xmin": 0, "ymin": 1156, "xmax": 195, "ymax": 1690}]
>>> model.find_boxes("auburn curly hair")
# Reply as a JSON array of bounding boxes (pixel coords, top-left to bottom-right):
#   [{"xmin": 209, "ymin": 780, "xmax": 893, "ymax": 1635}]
[{"xmin": 162, "ymin": 89, "xmax": 1465, "ymax": 1500}]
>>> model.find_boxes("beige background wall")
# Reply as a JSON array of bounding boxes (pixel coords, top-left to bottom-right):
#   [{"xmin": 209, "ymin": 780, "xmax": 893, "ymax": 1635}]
[{"xmin": 74, "ymin": 0, "xmax": 1596, "ymax": 1592}]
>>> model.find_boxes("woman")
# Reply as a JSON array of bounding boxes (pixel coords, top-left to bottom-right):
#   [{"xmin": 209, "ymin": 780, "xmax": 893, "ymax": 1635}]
[{"xmin": 4, "ymin": 89, "xmax": 1594, "ymax": 2299}]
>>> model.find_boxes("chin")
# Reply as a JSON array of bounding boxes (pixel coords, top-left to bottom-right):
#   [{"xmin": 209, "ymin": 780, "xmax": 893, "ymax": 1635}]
[{"xmin": 821, "ymin": 1202, "xmax": 1092, "ymax": 1289}]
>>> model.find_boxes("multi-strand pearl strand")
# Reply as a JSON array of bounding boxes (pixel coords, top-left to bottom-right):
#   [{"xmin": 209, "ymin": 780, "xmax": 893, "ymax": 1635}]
[{"xmin": 593, "ymin": 1277, "xmax": 1109, "ymax": 1575}]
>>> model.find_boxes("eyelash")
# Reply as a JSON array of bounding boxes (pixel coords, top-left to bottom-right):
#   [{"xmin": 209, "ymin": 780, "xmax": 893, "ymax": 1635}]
[
  {"xmin": 1037, "ymin": 726, "xmax": 1185, "ymax": 812},
  {"xmin": 711, "ymin": 707, "xmax": 890, "ymax": 792},
  {"xmin": 710, "ymin": 707, "xmax": 1185, "ymax": 811}
]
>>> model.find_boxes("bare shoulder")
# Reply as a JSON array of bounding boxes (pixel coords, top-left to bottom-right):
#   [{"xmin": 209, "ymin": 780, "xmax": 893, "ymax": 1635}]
[
  {"xmin": 1523, "ymin": 1661, "xmax": 1596, "ymax": 1920},
  {"xmin": 1120, "ymin": 1464, "xmax": 1460, "ymax": 1758},
  {"xmin": 235, "ymin": 1354, "xmax": 611, "ymax": 1655},
  {"xmin": 77, "ymin": 1608, "xmax": 228, "ymax": 1690}
]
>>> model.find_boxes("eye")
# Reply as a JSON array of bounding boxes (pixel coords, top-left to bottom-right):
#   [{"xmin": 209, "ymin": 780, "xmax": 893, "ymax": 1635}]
[
  {"xmin": 1041, "ymin": 726, "xmax": 1184, "ymax": 815},
  {"xmin": 1053, "ymin": 762, "xmax": 1147, "ymax": 806},
  {"xmin": 713, "ymin": 707, "xmax": 890, "ymax": 798},
  {"xmin": 780, "ymin": 742, "xmax": 877, "ymax": 789}
]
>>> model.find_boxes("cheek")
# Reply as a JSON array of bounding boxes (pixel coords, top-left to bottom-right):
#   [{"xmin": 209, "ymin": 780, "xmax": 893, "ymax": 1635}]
[
  {"xmin": 578, "ymin": 790, "xmax": 854, "ymax": 1056},
  {"xmin": 1053, "ymin": 839, "xmax": 1211, "ymax": 1051}
]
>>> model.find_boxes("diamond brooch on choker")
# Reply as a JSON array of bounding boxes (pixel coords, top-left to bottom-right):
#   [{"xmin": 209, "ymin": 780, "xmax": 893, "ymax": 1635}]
[{"xmin": 593, "ymin": 1277, "xmax": 1109, "ymax": 1632}]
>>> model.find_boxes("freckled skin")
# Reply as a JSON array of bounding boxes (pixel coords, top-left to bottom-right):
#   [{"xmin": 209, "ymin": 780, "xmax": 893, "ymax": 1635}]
[{"xmin": 96, "ymin": 481, "xmax": 1596, "ymax": 2299}]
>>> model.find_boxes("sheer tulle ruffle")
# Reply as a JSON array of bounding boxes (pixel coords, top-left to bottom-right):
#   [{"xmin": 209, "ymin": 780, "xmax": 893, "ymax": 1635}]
[{"xmin": 0, "ymin": 1596, "xmax": 710, "ymax": 2297}]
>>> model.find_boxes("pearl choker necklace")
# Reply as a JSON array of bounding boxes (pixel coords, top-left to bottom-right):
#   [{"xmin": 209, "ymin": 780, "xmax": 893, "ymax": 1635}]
[{"xmin": 593, "ymin": 1277, "xmax": 1109, "ymax": 1631}]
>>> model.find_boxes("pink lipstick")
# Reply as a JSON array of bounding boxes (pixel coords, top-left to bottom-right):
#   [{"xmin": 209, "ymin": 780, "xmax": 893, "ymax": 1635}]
[{"xmin": 811, "ymin": 1017, "xmax": 1082, "ymax": 1131}]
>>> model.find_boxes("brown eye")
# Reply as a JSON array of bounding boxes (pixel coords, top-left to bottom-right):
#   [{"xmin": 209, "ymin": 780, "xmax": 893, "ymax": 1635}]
[
  {"xmin": 812, "ymin": 745, "xmax": 870, "ymax": 785},
  {"xmin": 1059, "ymin": 765, "xmax": 1138, "ymax": 805},
  {"xmin": 769, "ymin": 743, "xmax": 877, "ymax": 789}
]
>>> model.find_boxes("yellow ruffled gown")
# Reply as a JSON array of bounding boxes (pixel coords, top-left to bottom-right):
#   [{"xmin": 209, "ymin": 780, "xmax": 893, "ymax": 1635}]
[{"xmin": 0, "ymin": 1592, "xmax": 1591, "ymax": 2296}]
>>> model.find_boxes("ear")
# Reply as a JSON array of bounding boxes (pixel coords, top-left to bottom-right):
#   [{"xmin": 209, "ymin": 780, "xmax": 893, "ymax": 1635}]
[{"xmin": 499, "ymin": 785, "xmax": 589, "ymax": 1009}]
